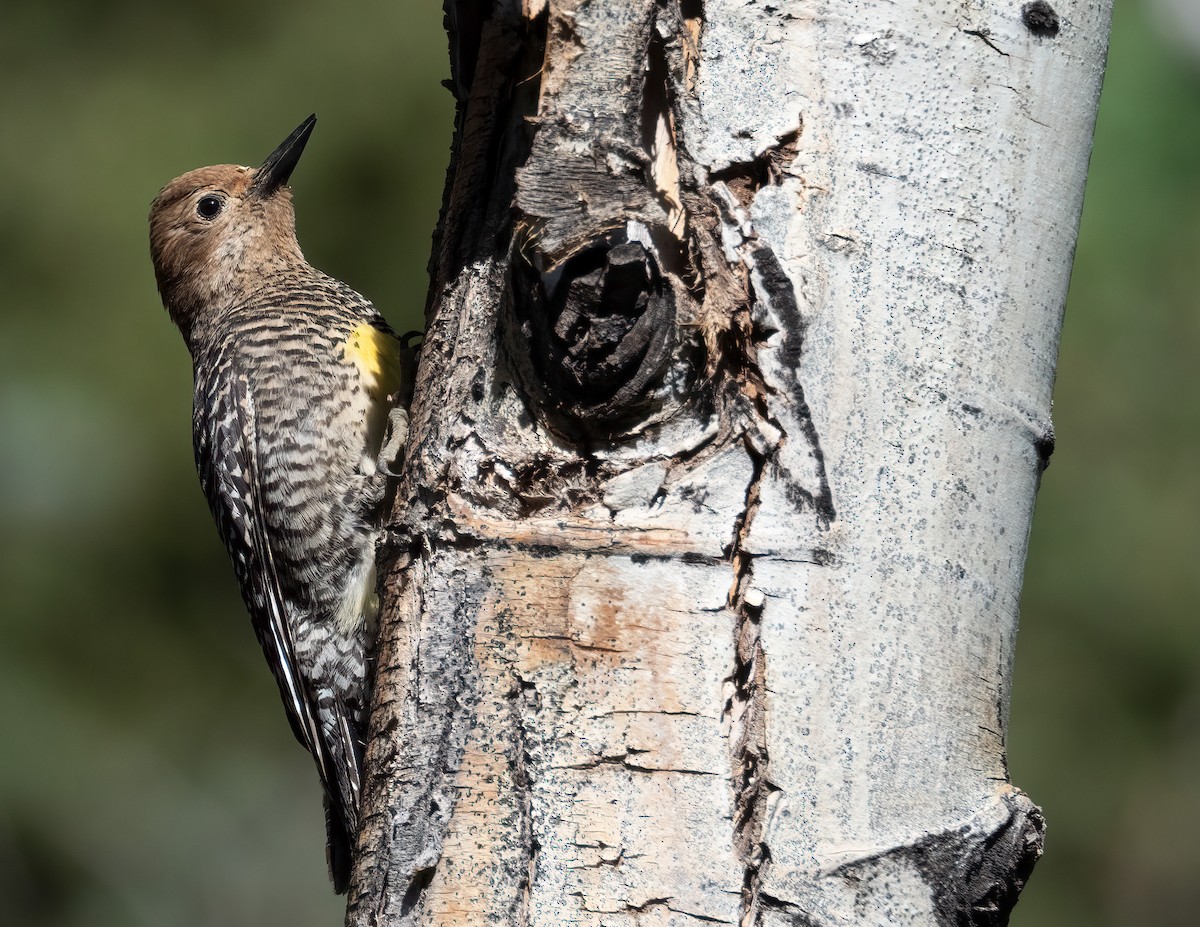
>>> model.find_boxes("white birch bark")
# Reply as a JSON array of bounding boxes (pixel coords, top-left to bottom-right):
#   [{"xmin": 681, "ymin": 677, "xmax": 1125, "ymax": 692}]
[{"xmin": 346, "ymin": 1, "xmax": 1112, "ymax": 925}]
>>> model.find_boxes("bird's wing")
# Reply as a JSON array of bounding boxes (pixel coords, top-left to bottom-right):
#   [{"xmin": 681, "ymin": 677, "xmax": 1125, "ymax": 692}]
[{"xmin": 193, "ymin": 358, "xmax": 337, "ymax": 802}]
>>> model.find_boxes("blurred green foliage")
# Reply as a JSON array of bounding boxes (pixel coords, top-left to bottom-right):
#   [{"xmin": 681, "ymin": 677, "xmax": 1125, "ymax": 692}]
[{"xmin": 0, "ymin": 2, "xmax": 1193, "ymax": 925}]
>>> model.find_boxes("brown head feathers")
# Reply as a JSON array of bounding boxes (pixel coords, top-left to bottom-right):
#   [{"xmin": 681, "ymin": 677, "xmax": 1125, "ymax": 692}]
[{"xmin": 149, "ymin": 115, "xmax": 316, "ymax": 345}]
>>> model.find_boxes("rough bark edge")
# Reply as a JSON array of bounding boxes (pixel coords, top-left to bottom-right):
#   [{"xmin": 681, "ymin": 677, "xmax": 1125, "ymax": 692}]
[{"xmin": 758, "ymin": 792, "xmax": 1045, "ymax": 927}]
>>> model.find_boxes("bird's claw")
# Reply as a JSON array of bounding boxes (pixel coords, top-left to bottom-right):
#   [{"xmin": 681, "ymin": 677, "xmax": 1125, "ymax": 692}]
[{"xmin": 377, "ymin": 407, "xmax": 409, "ymax": 477}]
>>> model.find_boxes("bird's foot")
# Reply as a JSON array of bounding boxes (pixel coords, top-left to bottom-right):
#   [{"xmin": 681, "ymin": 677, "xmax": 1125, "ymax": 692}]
[{"xmin": 377, "ymin": 407, "xmax": 410, "ymax": 477}]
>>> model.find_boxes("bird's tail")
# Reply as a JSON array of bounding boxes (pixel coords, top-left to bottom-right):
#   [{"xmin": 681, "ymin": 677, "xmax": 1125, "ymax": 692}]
[
  {"xmin": 324, "ymin": 791, "xmax": 353, "ymax": 894},
  {"xmin": 319, "ymin": 692, "xmax": 365, "ymax": 894}
]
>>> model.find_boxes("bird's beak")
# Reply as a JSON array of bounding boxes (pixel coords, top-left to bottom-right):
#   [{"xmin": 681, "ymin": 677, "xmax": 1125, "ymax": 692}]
[{"xmin": 249, "ymin": 114, "xmax": 316, "ymax": 198}]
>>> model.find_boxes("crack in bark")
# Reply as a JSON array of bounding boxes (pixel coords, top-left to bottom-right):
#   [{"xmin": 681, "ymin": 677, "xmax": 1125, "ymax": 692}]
[
  {"xmin": 567, "ymin": 847, "xmax": 632, "ymax": 870},
  {"xmin": 695, "ymin": 106, "xmax": 840, "ymax": 927},
  {"xmin": 522, "ymin": 632, "xmax": 626, "ymax": 653},
  {"xmin": 707, "ymin": 125, "xmax": 801, "ymax": 211},
  {"xmin": 725, "ymin": 443, "xmax": 775, "ymax": 927},
  {"xmin": 609, "ymin": 897, "xmax": 736, "ymax": 925},
  {"xmin": 669, "ymin": 26, "xmax": 836, "ymax": 927},
  {"xmin": 963, "ymin": 28, "xmax": 1011, "ymax": 57},
  {"xmin": 555, "ymin": 751, "xmax": 721, "ymax": 777},
  {"xmin": 641, "ymin": 17, "xmax": 688, "ymax": 255},
  {"xmin": 508, "ymin": 672, "xmax": 540, "ymax": 927}
]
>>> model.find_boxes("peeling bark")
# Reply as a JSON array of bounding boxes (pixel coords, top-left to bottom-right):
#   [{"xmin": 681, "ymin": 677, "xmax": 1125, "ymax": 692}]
[{"xmin": 347, "ymin": 1, "xmax": 1111, "ymax": 924}]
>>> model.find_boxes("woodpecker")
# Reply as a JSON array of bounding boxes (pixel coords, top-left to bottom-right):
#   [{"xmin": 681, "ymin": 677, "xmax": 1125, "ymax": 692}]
[{"xmin": 149, "ymin": 115, "xmax": 408, "ymax": 892}]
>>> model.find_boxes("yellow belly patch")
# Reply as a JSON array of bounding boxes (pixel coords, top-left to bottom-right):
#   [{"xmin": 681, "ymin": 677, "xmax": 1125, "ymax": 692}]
[{"xmin": 340, "ymin": 323, "xmax": 402, "ymax": 402}]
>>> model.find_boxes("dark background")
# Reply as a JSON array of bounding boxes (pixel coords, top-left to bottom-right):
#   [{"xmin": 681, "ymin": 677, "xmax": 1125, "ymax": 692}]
[{"xmin": 1, "ymin": 2, "xmax": 1194, "ymax": 925}]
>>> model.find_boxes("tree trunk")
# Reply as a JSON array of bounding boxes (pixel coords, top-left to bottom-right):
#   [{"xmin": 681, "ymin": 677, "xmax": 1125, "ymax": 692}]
[{"xmin": 347, "ymin": 1, "xmax": 1112, "ymax": 924}]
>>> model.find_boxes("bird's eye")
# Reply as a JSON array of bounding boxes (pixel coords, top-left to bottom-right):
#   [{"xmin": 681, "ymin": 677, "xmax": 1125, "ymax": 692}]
[{"xmin": 197, "ymin": 195, "xmax": 224, "ymax": 220}]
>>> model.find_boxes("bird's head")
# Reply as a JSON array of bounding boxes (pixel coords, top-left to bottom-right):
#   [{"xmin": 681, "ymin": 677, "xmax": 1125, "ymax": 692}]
[{"xmin": 149, "ymin": 114, "xmax": 316, "ymax": 343}]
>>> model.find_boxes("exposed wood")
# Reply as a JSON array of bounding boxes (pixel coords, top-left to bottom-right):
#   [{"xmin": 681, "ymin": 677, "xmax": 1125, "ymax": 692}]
[{"xmin": 348, "ymin": 1, "xmax": 1113, "ymax": 924}]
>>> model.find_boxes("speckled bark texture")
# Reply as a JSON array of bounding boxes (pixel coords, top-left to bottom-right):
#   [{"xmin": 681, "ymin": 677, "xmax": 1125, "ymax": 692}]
[{"xmin": 345, "ymin": 1, "xmax": 1111, "ymax": 925}]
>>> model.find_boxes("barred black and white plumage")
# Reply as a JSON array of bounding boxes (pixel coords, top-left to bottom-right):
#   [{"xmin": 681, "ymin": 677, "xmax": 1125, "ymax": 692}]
[{"xmin": 149, "ymin": 116, "xmax": 406, "ymax": 892}]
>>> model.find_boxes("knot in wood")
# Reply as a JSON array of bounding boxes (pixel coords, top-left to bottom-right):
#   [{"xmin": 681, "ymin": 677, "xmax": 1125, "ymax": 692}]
[{"xmin": 517, "ymin": 234, "xmax": 675, "ymax": 428}]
